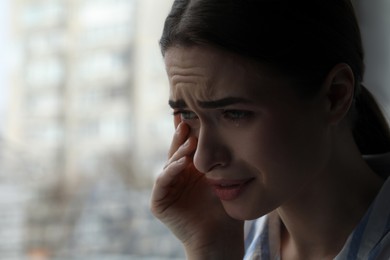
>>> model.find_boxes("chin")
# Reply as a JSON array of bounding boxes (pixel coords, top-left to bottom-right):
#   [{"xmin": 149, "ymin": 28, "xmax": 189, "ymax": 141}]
[{"xmin": 222, "ymin": 201, "xmax": 268, "ymax": 221}]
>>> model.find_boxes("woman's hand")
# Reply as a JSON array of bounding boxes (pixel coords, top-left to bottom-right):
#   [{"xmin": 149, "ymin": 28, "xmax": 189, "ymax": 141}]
[{"xmin": 150, "ymin": 122, "xmax": 244, "ymax": 259}]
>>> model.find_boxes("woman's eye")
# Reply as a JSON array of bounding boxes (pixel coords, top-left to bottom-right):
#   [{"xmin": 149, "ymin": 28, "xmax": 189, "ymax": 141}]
[
  {"xmin": 173, "ymin": 110, "xmax": 198, "ymax": 120},
  {"xmin": 223, "ymin": 110, "xmax": 252, "ymax": 121}
]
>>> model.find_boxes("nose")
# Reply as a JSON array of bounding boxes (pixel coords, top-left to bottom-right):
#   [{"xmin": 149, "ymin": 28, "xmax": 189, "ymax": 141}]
[{"xmin": 193, "ymin": 126, "xmax": 231, "ymax": 173}]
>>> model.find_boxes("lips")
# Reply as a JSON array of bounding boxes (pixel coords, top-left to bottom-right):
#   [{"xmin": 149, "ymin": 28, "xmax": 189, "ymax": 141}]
[{"xmin": 207, "ymin": 178, "xmax": 254, "ymax": 201}]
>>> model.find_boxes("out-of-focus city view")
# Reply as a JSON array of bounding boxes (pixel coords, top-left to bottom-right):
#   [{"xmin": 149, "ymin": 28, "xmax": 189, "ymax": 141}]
[
  {"xmin": 0, "ymin": 0, "xmax": 183, "ymax": 259},
  {"xmin": 0, "ymin": 0, "xmax": 389, "ymax": 259}
]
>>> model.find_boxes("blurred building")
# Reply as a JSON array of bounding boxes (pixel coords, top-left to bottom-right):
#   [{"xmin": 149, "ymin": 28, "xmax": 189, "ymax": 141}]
[
  {"xmin": 7, "ymin": 0, "xmax": 173, "ymax": 188},
  {"xmin": 4, "ymin": 0, "xmax": 177, "ymax": 258}
]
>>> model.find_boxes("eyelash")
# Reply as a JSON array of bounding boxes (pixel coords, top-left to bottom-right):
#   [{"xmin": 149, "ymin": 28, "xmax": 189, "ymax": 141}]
[
  {"xmin": 172, "ymin": 109, "xmax": 253, "ymax": 122},
  {"xmin": 222, "ymin": 110, "xmax": 253, "ymax": 121},
  {"xmin": 173, "ymin": 110, "xmax": 198, "ymax": 120}
]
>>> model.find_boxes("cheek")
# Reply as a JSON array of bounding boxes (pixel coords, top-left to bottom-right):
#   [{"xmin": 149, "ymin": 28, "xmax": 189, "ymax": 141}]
[{"xmin": 236, "ymin": 118, "xmax": 327, "ymax": 176}]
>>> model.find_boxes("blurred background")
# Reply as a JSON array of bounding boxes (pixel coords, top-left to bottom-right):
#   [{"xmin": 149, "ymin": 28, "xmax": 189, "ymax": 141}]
[{"xmin": 0, "ymin": 0, "xmax": 388, "ymax": 259}]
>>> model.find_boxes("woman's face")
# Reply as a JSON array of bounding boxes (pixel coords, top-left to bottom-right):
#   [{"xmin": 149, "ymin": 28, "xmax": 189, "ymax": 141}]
[{"xmin": 164, "ymin": 46, "xmax": 331, "ymax": 220}]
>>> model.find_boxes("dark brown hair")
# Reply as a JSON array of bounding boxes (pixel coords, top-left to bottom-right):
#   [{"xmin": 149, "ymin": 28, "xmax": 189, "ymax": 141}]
[{"xmin": 160, "ymin": 0, "xmax": 390, "ymax": 154}]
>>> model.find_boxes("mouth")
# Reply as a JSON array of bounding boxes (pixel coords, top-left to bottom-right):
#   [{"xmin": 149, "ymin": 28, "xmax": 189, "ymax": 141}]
[{"xmin": 206, "ymin": 178, "xmax": 254, "ymax": 201}]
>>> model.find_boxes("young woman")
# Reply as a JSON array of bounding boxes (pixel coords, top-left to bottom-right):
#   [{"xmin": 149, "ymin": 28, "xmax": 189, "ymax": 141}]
[{"xmin": 151, "ymin": 0, "xmax": 390, "ymax": 259}]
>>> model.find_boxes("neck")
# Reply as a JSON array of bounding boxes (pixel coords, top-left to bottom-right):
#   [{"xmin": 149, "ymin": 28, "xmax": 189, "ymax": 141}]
[{"xmin": 277, "ymin": 134, "xmax": 384, "ymax": 260}]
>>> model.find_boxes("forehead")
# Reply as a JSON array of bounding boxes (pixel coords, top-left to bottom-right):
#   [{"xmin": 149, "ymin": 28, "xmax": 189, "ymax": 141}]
[{"xmin": 164, "ymin": 45, "xmax": 263, "ymax": 101}]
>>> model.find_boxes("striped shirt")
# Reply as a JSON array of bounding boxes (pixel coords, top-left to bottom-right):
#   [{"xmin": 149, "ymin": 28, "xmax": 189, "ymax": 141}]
[{"xmin": 244, "ymin": 154, "xmax": 390, "ymax": 260}]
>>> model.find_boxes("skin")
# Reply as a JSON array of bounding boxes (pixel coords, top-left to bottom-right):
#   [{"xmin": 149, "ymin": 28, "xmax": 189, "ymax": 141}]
[{"xmin": 150, "ymin": 45, "xmax": 384, "ymax": 259}]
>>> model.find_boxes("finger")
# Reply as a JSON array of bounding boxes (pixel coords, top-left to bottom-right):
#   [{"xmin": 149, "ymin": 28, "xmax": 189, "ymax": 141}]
[
  {"xmin": 173, "ymin": 113, "xmax": 182, "ymax": 129},
  {"xmin": 165, "ymin": 137, "xmax": 197, "ymax": 169},
  {"xmin": 151, "ymin": 156, "xmax": 189, "ymax": 203},
  {"xmin": 168, "ymin": 122, "xmax": 190, "ymax": 158}
]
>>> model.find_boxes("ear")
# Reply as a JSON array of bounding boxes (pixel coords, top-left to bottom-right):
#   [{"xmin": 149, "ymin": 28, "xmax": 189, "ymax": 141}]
[{"xmin": 322, "ymin": 63, "xmax": 355, "ymax": 125}]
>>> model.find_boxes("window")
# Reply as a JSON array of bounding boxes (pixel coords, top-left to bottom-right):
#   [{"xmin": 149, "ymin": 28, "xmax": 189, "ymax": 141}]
[
  {"xmin": 21, "ymin": 2, "xmax": 66, "ymax": 29},
  {"xmin": 25, "ymin": 58, "xmax": 64, "ymax": 87},
  {"xmin": 2, "ymin": 1, "xmax": 186, "ymax": 259}
]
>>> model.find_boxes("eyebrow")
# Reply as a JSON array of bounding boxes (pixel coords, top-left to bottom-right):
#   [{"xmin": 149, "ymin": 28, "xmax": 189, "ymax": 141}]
[
  {"xmin": 169, "ymin": 97, "xmax": 252, "ymax": 109},
  {"xmin": 169, "ymin": 99, "xmax": 187, "ymax": 109}
]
